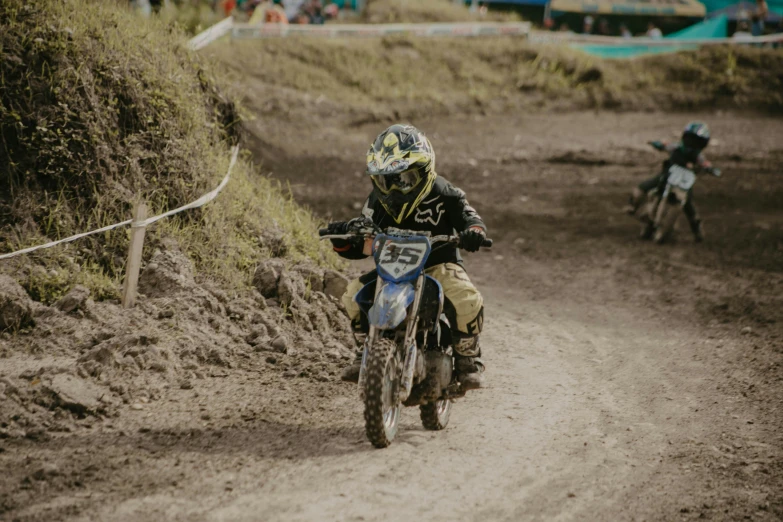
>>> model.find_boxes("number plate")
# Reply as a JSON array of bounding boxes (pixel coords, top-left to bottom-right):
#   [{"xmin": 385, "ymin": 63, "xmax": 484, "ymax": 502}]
[
  {"xmin": 374, "ymin": 235, "xmax": 430, "ymax": 282},
  {"xmin": 667, "ymin": 165, "xmax": 697, "ymax": 191}
]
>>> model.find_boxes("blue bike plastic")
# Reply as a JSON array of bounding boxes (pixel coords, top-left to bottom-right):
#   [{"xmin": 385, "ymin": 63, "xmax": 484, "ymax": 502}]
[{"xmin": 355, "ymin": 233, "xmax": 433, "ymax": 329}]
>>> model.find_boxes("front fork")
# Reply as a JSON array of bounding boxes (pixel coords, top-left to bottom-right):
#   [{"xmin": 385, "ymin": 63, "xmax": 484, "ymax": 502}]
[{"xmin": 356, "ymin": 274, "xmax": 425, "ymax": 402}]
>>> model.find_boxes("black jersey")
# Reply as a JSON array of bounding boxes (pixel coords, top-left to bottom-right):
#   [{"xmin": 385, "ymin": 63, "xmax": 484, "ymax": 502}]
[{"xmin": 335, "ymin": 177, "xmax": 486, "ymax": 268}]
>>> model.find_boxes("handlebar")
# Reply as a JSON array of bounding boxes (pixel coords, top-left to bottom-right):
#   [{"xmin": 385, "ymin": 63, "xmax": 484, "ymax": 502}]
[{"xmin": 318, "ymin": 230, "xmax": 493, "ymax": 249}]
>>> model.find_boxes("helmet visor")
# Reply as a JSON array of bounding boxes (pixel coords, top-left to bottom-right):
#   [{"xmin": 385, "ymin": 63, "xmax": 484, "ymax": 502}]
[{"xmin": 371, "ymin": 168, "xmax": 422, "ymax": 195}]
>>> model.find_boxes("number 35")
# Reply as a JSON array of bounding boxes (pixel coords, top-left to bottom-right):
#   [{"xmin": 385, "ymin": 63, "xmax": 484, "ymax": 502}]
[{"xmin": 382, "ymin": 246, "xmax": 421, "ymax": 265}]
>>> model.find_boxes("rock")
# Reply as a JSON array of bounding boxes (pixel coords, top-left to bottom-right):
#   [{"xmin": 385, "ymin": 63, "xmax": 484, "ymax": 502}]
[
  {"xmin": 45, "ymin": 374, "xmax": 105, "ymax": 414},
  {"xmin": 294, "ymin": 265, "xmax": 325, "ymax": 294},
  {"xmin": 277, "ymin": 270, "xmax": 306, "ymax": 308},
  {"xmin": 32, "ymin": 463, "xmax": 60, "ymax": 480},
  {"xmin": 258, "ymin": 228, "xmax": 287, "ymax": 257},
  {"xmin": 158, "ymin": 309, "xmax": 175, "ymax": 319},
  {"xmin": 741, "ymin": 326, "xmax": 752, "ymax": 335},
  {"xmin": 78, "ymin": 345, "xmax": 118, "ymax": 367},
  {"xmin": 271, "ymin": 335, "xmax": 289, "ymax": 353},
  {"xmin": 138, "ymin": 246, "xmax": 196, "ymax": 297},
  {"xmin": 245, "ymin": 326, "xmax": 268, "ymax": 346},
  {"xmin": 323, "ymin": 270, "xmax": 350, "ymax": 300},
  {"xmin": 252, "ymin": 259, "xmax": 285, "ymax": 298},
  {"xmin": 54, "ymin": 285, "xmax": 90, "ymax": 313},
  {"xmin": 0, "ymin": 275, "xmax": 34, "ymax": 332}
]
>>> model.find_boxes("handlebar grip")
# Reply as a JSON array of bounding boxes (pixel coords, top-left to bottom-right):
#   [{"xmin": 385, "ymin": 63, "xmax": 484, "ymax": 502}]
[
  {"xmin": 482, "ymin": 238, "xmax": 493, "ymax": 248},
  {"xmin": 318, "ymin": 228, "xmax": 329, "ymax": 237}
]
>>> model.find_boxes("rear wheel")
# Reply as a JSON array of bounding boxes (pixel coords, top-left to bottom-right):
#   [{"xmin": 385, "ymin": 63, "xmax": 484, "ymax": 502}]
[
  {"xmin": 420, "ymin": 399, "xmax": 452, "ymax": 430},
  {"xmin": 363, "ymin": 339, "xmax": 402, "ymax": 448}
]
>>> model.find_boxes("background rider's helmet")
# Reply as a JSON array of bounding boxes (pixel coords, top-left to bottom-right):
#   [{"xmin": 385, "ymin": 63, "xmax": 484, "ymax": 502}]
[
  {"xmin": 366, "ymin": 124, "xmax": 436, "ymax": 224},
  {"xmin": 682, "ymin": 121, "xmax": 711, "ymax": 152}
]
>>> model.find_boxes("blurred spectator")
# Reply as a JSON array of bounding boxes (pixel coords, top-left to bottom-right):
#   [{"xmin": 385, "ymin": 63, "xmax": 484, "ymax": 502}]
[
  {"xmin": 559, "ymin": 22, "xmax": 574, "ymax": 34},
  {"xmin": 620, "ymin": 23, "xmax": 632, "ymax": 38},
  {"xmin": 220, "ymin": 0, "xmax": 237, "ymax": 16},
  {"xmin": 283, "ymin": 0, "xmax": 305, "ymax": 20},
  {"xmin": 582, "ymin": 15, "xmax": 594, "ymax": 34},
  {"xmin": 756, "ymin": 0, "xmax": 769, "ymax": 19},
  {"xmin": 544, "ymin": 16, "xmax": 555, "ymax": 30},
  {"xmin": 249, "ymin": 0, "xmax": 288, "ymax": 24},
  {"xmin": 596, "ymin": 18, "xmax": 611, "ymax": 35},
  {"xmin": 302, "ymin": 0, "xmax": 325, "ymax": 24},
  {"xmin": 732, "ymin": 20, "xmax": 753, "ymax": 39},
  {"xmin": 324, "ymin": 2, "xmax": 339, "ymax": 19},
  {"xmin": 479, "ymin": 2, "xmax": 489, "ymax": 17},
  {"xmin": 646, "ymin": 22, "xmax": 663, "ymax": 38},
  {"xmin": 751, "ymin": 14, "xmax": 764, "ymax": 36}
]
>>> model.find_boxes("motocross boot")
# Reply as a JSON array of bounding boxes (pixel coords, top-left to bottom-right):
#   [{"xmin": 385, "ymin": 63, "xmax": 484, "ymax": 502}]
[
  {"xmin": 454, "ymin": 334, "xmax": 485, "ymax": 390},
  {"xmin": 341, "ymin": 319, "xmax": 366, "ymax": 383},
  {"xmin": 624, "ymin": 187, "xmax": 645, "ymax": 216}
]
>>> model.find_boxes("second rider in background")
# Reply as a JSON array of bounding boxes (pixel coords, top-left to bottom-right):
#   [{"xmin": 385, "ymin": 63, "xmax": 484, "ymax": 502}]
[
  {"xmin": 327, "ymin": 124, "xmax": 488, "ymax": 388},
  {"xmin": 626, "ymin": 121, "xmax": 722, "ymax": 242}
]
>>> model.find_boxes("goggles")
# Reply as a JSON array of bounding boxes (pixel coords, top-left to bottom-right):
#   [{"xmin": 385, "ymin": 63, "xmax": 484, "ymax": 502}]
[{"xmin": 371, "ymin": 168, "xmax": 422, "ymax": 195}]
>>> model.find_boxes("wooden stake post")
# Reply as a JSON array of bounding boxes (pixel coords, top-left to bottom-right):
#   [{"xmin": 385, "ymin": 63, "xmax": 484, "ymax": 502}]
[{"xmin": 122, "ymin": 203, "xmax": 147, "ymax": 309}]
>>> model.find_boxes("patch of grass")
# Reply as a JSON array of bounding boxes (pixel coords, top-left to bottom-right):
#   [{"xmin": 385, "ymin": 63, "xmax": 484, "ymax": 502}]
[
  {"xmin": 158, "ymin": 1, "xmax": 225, "ymax": 36},
  {"xmin": 208, "ymin": 36, "xmax": 783, "ymax": 116},
  {"xmin": 0, "ymin": 0, "xmax": 338, "ymax": 301}
]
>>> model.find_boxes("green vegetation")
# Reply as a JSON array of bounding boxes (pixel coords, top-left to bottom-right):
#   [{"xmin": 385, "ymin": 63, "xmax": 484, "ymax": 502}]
[
  {"xmin": 0, "ymin": 0, "xmax": 337, "ymax": 303},
  {"xmin": 209, "ymin": 36, "xmax": 783, "ymax": 116}
]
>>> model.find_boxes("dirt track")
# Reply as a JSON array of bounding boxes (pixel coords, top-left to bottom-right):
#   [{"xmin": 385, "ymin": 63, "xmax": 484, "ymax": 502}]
[{"xmin": 3, "ymin": 112, "xmax": 782, "ymax": 521}]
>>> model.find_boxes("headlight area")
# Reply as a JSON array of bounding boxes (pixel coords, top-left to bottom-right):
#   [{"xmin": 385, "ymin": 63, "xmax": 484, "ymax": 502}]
[{"xmin": 368, "ymin": 281, "xmax": 415, "ymax": 329}]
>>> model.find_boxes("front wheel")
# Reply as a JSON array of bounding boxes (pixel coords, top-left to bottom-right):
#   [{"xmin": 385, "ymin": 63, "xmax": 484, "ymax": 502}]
[
  {"xmin": 654, "ymin": 203, "xmax": 681, "ymax": 244},
  {"xmin": 363, "ymin": 339, "xmax": 402, "ymax": 448},
  {"xmin": 420, "ymin": 399, "xmax": 452, "ymax": 430}
]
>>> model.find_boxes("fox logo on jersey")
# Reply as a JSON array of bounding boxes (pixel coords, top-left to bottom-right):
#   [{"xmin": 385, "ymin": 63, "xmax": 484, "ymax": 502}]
[{"xmin": 414, "ymin": 197, "xmax": 445, "ymax": 226}]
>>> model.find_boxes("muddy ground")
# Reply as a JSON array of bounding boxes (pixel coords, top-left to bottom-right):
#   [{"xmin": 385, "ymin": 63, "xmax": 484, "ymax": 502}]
[{"xmin": 1, "ymin": 110, "xmax": 782, "ymax": 521}]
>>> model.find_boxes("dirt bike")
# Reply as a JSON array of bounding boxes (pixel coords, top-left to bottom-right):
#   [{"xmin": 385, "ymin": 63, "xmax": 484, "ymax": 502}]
[
  {"xmin": 635, "ymin": 161, "xmax": 720, "ymax": 244},
  {"xmin": 319, "ymin": 219, "xmax": 492, "ymax": 448}
]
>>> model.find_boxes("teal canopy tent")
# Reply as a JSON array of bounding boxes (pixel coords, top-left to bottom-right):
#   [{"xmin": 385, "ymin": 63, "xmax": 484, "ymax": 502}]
[
  {"xmin": 577, "ymin": 15, "xmax": 729, "ymax": 58},
  {"xmin": 702, "ymin": 0, "xmax": 783, "ymax": 17}
]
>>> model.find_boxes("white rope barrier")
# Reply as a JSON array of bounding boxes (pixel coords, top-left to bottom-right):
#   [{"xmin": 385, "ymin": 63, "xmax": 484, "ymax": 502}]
[
  {"xmin": 188, "ymin": 16, "xmax": 234, "ymax": 50},
  {"xmin": 0, "ymin": 146, "xmax": 239, "ymax": 261},
  {"xmin": 529, "ymin": 30, "xmax": 783, "ymax": 46},
  {"xmin": 229, "ymin": 21, "xmax": 533, "ymax": 40}
]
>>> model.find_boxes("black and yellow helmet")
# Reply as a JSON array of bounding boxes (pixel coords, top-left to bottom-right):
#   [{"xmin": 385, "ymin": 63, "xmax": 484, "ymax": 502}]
[{"xmin": 366, "ymin": 124, "xmax": 436, "ymax": 224}]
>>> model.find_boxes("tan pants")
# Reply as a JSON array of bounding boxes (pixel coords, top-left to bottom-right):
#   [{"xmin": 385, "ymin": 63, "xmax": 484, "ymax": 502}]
[{"xmin": 341, "ymin": 263, "xmax": 484, "ymax": 337}]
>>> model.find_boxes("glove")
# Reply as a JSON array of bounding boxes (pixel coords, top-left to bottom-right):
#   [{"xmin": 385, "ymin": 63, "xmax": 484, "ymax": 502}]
[
  {"xmin": 649, "ymin": 140, "xmax": 665, "ymax": 151},
  {"xmin": 459, "ymin": 227, "xmax": 486, "ymax": 253},
  {"xmin": 326, "ymin": 221, "xmax": 350, "ymax": 235}
]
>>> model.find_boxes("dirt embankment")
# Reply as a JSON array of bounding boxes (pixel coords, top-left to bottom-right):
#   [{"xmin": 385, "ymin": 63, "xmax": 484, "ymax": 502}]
[
  {"xmin": 208, "ymin": 38, "xmax": 783, "ymax": 122},
  {"xmin": 0, "ymin": 2, "xmax": 359, "ymax": 514}
]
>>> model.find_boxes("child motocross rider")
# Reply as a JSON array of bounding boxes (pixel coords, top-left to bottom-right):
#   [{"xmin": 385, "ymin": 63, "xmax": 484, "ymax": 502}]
[
  {"xmin": 626, "ymin": 121, "xmax": 721, "ymax": 242},
  {"xmin": 325, "ymin": 124, "xmax": 488, "ymax": 389}
]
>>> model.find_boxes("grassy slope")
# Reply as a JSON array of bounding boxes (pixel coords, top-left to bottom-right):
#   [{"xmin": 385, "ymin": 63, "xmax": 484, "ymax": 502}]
[
  {"xmin": 0, "ymin": 0, "xmax": 337, "ymax": 303},
  {"xmin": 208, "ymin": 37, "xmax": 783, "ymax": 117}
]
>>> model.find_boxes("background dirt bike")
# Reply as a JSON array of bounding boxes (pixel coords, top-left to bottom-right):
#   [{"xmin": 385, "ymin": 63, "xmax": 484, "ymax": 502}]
[{"xmin": 320, "ymin": 221, "xmax": 492, "ymax": 448}]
